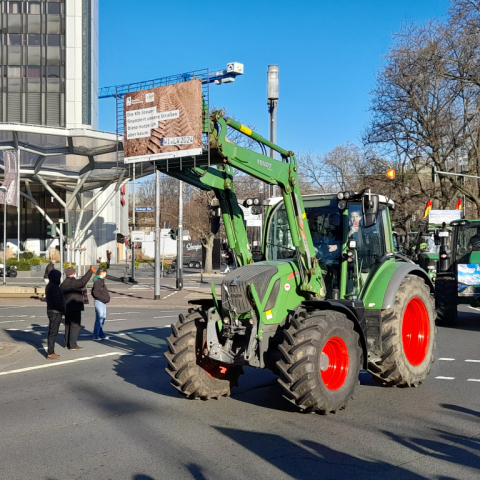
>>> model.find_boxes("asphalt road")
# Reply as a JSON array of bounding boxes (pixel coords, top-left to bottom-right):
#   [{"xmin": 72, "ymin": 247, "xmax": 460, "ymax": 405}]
[{"xmin": 0, "ymin": 305, "xmax": 479, "ymax": 480}]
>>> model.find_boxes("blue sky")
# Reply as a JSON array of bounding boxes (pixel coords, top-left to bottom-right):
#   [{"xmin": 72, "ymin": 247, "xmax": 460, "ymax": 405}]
[{"xmin": 98, "ymin": 0, "xmax": 450, "ymax": 157}]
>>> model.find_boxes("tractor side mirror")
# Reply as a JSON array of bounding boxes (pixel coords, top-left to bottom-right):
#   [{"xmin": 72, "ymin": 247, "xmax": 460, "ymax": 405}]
[{"xmin": 362, "ymin": 194, "xmax": 379, "ymax": 228}]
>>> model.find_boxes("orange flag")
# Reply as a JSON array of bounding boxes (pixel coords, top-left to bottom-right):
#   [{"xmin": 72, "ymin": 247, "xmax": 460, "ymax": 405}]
[
  {"xmin": 423, "ymin": 199, "xmax": 433, "ymax": 219},
  {"xmin": 455, "ymin": 199, "xmax": 462, "ymax": 210}
]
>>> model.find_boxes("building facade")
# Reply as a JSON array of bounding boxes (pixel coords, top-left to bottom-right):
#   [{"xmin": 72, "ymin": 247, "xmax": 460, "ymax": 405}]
[{"xmin": 0, "ymin": 0, "xmax": 129, "ymax": 266}]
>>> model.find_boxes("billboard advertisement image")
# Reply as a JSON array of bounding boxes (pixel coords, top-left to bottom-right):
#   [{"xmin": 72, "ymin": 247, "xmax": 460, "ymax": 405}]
[
  {"xmin": 458, "ymin": 264, "xmax": 480, "ymax": 297},
  {"xmin": 124, "ymin": 80, "xmax": 202, "ymax": 164}
]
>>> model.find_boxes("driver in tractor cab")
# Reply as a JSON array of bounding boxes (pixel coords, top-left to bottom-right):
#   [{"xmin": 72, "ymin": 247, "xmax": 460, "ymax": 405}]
[{"xmin": 468, "ymin": 228, "xmax": 480, "ymax": 251}]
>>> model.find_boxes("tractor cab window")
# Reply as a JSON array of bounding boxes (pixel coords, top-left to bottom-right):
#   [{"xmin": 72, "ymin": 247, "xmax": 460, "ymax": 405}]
[
  {"xmin": 266, "ymin": 197, "xmax": 341, "ymax": 264},
  {"xmin": 266, "ymin": 197, "xmax": 341, "ymax": 295},
  {"xmin": 347, "ymin": 203, "xmax": 387, "ymax": 273},
  {"xmin": 455, "ymin": 223, "xmax": 480, "ymax": 256}
]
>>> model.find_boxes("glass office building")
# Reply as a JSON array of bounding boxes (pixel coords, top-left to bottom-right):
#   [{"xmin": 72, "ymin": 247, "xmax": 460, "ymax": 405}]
[{"xmin": 0, "ymin": 0, "xmax": 98, "ymax": 128}]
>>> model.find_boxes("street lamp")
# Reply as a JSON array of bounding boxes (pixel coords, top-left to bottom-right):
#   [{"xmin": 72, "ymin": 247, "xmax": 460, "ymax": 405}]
[
  {"xmin": 267, "ymin": 65, "xmax": 279, "ymax": 197},
  {"xmin": 0, "ymin": 185, "xmax": 7, "ymax": 286}
]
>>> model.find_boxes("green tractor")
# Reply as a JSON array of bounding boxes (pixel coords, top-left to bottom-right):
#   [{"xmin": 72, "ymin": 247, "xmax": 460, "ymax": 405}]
[
  {"xmin": 435, "ymin": 219, "xmax": 480, "ymax": 325},
  {"xmin": 163, "ymin": 111, "xmax": 436, "ymax": 414},
  {"xmin": 402, "ymin": 222, "xmax": 443, "ymax": 282}
]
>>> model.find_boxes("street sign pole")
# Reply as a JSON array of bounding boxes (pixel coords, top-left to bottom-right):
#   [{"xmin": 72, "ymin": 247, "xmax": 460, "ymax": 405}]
[
  {"xmin": 176, "ymin": 180, "xmax": 183, "ymax": 290},
  {"xmin": 59, "ymin": 219, "xmax": 64, "ymax": 278}
]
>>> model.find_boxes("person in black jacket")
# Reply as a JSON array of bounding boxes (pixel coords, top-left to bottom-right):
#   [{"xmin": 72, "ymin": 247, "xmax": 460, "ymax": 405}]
[
  {"xmin": 60, "ymin": 266, "xmax": 95, "ymax": 350},
  {"xmin": 42, "ymin": 259, "xmax": 56, "ymax": 301},
  {"xmin": 91, "ymin": 267, "xmax": 111, "ymax": 341},
  {"xmin": 45, "ymin": 269, "xmax": 66, "ymax": 359}
]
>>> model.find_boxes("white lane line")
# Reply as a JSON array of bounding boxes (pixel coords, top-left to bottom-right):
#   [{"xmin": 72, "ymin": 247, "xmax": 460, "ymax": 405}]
[
  {"xmin": 467, "ymin": 379, "xmax": 480, "ymax": 382},
  {"xmin": 110, "ymin": 312, "xmax": 140, "ymax": 315},
  {"xmin": 439, "ymin": 358, "xmax": 456, "ymax": 361},
  {"xmin": 0, "ymin": 320, "xmax": 25, "ymax": 324},
  {"xmin": 153, "ymin": 315, "xmax": 176, "ymax": 319},
  {"xmin": 22, "ymin": 330, "xmax": 33, "ymax": 332},
  {"xmin": 106, "ymin": 319, "xmax": 126, "ymax": 322},
  {"xmin": 134, "ymin": 330, "xmax": 145, "ymax": 333},
  {"xmin": 435, "ymin": 376, "xmax": 456, "ymax": 380},
  {"xmin": 134, "ymin": 354, "xmax": 146, "ymax": 357},
  {"xmin": 0, "ymin": 352, "xmax": 122, "ymax": 376},
  {"xmin": 465, "ymin": 359, "xmax": 480, "ymax": 363},
  {"xmin": 150, "ymin": 356, "xmax": 162, "ymax": 358}
]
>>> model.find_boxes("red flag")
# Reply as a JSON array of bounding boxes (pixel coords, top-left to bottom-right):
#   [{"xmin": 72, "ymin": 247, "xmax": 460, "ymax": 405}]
[
  {"xmin": 455, "ymin": 199, "xmax": 462, "ymax": 210},
  {"xmin": 423, "ymin": 199, "xmax": 432, "ymax": 219}
]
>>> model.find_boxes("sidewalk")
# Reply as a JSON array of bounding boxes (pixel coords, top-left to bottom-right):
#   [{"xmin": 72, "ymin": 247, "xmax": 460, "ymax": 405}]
[{"xmin": 0, "ymin": 285, "xmax": 218, "ymax": 361}]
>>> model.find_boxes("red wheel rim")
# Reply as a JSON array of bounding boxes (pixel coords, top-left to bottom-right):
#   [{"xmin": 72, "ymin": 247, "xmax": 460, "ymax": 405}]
[
  {"xmin": 199, "ymin": 340, "xmax": 229, "ymax": 378},
  {"xmin": 402, "ymin": 297, "xmax": 430, "ymax": 366},
  {"xmin": 202, "ymin": 362, "xmax": 229, "ymax": 378},
  {"xmin": 320, "ymin": 337, "xmax": 349, "ymax": 390}
]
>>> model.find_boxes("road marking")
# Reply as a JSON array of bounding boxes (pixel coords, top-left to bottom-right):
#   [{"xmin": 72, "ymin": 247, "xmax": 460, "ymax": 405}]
[
  {"xmin": 163, "ymin": 291, "xmax": 178, "ymax": 299},
  {"xmin": 0, "ymin": 320, "xmax": 25, "ymax": 324},
  {"xmin": 435, "ymin": 376, "xmax": 455, "ymax": 380},
  {"xmin": 110, "ymin": 312, "xmax": 140, "ymax": 314},
  {"xmin": 150, "ymin": 356, "xmax": 162, "ymax": 358},
  {"xmin": 0, "ymin": 352, "xmax": 122, "ymax": 376},
  {"xmin": 106, "ymin": 319, "xmax": 126, "ymax": 322},
  {"xmin": 153, "ymin": 315, "xmax": 176, "ymax": 319},
  {"xmin": 439, "ymin": 358, "xmax": 455, "ymax": 361},
  {"xmin": 467, "ymin": 379, "xmax": 480, "ymax": 382},
  {"xmin": 465, "ymin": 359, "xmax": 480, "ymax": 363}
]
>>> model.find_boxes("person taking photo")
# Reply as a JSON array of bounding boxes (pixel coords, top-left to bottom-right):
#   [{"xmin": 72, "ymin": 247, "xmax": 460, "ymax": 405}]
[{"xmin": 91, "ymin": 267, "xmax": 110, "ymax": 341}]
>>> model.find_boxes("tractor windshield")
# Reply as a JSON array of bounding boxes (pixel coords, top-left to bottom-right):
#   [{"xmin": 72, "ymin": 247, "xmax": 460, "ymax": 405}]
[
  {"xmin": 455, "ymin": 222, "xmax": 480, "ymax": 254},
  {"xmin": 266, "ymin": 197, "xmax": 341, "ymax": 264}
]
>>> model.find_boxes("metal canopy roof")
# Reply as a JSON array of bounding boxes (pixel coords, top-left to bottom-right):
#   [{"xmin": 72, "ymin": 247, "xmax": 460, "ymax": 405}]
[{"xmin": 0, "ymin": 123, "xmax": 154, "ymax": 186}]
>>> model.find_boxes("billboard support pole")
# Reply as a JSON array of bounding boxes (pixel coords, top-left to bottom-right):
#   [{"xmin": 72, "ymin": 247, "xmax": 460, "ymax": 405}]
[
  {"xmin": 154, "ymin": 169, "xmax": 161, "ymax": 299},
  {"xmin": 176, "ymin": 180, "xmax": 183, "ymax": 290},
  {"xmin": 131, "ymin": 163, "xmax": 136, "ymax": 282}
]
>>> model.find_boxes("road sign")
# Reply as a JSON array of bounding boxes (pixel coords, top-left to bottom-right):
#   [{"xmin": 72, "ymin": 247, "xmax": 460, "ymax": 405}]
[
  {"xmin": 135, "ymin": 207, "xmax": 154, "ymax": 212},
  {"xmin": 131, "ymin": 230, "xmax": 145, "ymax": 242}
]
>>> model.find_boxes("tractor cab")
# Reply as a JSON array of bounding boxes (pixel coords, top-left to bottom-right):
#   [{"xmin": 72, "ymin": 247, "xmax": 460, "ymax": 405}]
[{"xmin": 265, "ymin": 193, "xmax": 395, "ymax": 299}]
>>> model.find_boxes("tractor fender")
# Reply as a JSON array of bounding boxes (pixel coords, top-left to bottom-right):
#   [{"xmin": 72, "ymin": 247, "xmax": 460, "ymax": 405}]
[
  {"xmin": 302, "ymin": 300, "xmax": 368, "ymax": 369},
  {"xmin": 382, "ymin": 264, "xmax": 434, "ymax": 310}
]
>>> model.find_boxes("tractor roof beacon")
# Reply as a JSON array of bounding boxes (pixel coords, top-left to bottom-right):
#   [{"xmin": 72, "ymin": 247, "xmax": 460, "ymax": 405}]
[{"xmin": 162, "ymin": 109, "xmax": 436, "ymax": 414}]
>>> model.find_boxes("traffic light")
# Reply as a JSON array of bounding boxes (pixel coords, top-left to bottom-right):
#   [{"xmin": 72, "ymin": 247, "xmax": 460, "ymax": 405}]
[
  {"xmin": 169, "ymin": 228, "xmax": 178, "ymax": 240},
  {"xmin": 65, "ymin": 223, "xmax": 73, "ymax": 237},
  {"xmin": 47, "ymin": 223, "xmax": 57, "ymax": 237}
]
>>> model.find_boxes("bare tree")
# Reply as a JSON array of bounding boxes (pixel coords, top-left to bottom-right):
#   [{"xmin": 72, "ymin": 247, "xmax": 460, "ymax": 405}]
[{"xmin": 365, "ymin": 2, "xmax": 480, "ymax": 218}]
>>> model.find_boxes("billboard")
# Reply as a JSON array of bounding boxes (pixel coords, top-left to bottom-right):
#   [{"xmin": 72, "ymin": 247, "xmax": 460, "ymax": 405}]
[{"xmin": 124, "ymin": 80, "xmax": 202, "ymax": 164}]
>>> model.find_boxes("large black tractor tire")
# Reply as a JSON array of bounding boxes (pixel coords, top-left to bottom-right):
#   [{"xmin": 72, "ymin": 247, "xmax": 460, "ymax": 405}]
[
  {"xmin": 276, "ymin": 309, "xmax": 361, "ymax": 414},
  {"xmin": 435, "ymin": 275, "xmax": 457, "ymax": 326},
  {"xmin": 369, "ymin": 275, "xmax": 436, "ymax": 387},
  {"xmin": 164, "ymin": 309, "xmax": 243, "ymax": 399}
]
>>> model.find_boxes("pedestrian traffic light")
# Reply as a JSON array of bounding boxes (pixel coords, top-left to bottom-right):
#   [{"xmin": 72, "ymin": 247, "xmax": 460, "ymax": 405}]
[
  {"xmin": 169, "ymin": 228, "xmax": 178, "ymax": 240},
  {"xmin": 47, "ymin": 223, "xmax": 57, "ymax": 237}
]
